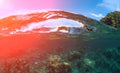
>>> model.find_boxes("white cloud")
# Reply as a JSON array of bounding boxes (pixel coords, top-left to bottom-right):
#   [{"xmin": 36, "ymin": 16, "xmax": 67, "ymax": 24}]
[
  {"xmin": 98, "ymin": 0, "xmax": 120, "ymax": 11},
  {"xmin": 91, "ymin": 13, "xmax": 104, "ymax": 18}
]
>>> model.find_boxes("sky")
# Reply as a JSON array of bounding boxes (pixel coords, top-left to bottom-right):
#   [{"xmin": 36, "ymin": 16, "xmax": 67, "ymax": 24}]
[{"xmin": 0, "ymin": 0, "xmax": 120, "ymax": 20}]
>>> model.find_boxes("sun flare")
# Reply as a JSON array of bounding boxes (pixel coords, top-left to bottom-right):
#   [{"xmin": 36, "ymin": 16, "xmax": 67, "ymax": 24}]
[{"xmin": 0, "ymin": 0, "xmax": 5, "ymax": 5}]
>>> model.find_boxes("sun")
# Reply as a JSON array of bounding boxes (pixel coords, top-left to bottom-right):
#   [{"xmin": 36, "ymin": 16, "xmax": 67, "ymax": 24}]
[
  {"xmin": 0, "ymin": 0, "xmax": 5, "ymax": 5},
  {"xmin": 0, "ymin": 0, "xmax": 12, "ymax": 9}
]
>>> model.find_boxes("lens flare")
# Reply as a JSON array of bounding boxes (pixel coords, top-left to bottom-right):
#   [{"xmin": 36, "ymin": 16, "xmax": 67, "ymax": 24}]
[{"xmin": 0, "ymin": 0, "xmax": 4, "ymax": 5}]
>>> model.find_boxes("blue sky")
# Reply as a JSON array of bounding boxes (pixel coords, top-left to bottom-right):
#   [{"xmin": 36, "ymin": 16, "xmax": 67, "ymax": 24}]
[
  {"xmin": 56, "ymin": 0, "xmax": 120, "ymax": 20},
  {"xmin": 0, "ymin": 0, "xmax": 120, "ymax": 20}
]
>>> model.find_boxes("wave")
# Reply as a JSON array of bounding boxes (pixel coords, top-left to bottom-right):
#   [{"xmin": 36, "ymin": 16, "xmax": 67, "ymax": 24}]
[{"xmin": 0, "ymin": 18, "xmax": 84, "ymax": 36}]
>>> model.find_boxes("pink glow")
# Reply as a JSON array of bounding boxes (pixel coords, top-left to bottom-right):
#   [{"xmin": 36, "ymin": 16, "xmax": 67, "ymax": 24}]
[
  {"xmin": 0, "ymin": 0, "xmax": 58, "ymax": 18},
  {"xmin": 11, "ymin": 0, "xmax": 57, "ymax": 9}
]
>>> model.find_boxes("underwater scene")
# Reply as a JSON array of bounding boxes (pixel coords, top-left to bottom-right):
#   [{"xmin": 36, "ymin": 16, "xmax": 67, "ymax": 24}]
[{"xmin": 0, "ymin": 0, "xmax": 120, "ymax": 73}]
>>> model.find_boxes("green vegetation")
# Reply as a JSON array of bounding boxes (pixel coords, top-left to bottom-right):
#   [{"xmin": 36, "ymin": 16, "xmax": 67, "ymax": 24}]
[{"xmin": 101, "ymin": 11, "xmax": 120, "ymax": 28}]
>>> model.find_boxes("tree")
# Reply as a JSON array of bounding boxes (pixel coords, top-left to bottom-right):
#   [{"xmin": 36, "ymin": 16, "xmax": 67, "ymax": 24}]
[{"xmin": 100, "ymin": 11, "xmax": 120, "ymax": 28}]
